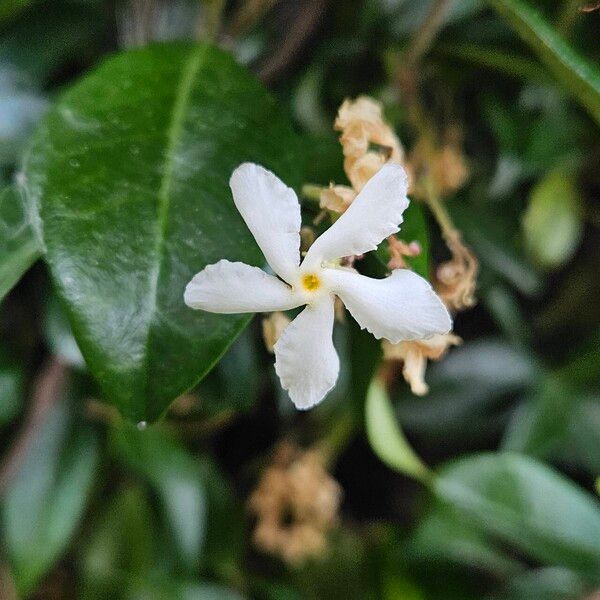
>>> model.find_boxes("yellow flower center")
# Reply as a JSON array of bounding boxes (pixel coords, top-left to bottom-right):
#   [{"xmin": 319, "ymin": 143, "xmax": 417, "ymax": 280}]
[{"xmin": 301, "ymin": 273, "xmax": 321, "ymax": 292}]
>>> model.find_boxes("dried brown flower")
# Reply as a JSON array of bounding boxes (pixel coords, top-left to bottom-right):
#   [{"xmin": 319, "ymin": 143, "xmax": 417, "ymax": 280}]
[
  {"xmin": 248, "ymin": 442, "xmax": 342, "ymax": 566},
  {"xmin": 320, "ymin": 96, "xmax": 405, "ymax": 213},
  {"xmin": 382, "ymin": 333, "xmax": 462, "ymax": 395},
  {"xmin": 387, "ymin": 235, "xmax": 422, "ymax": 271},
  {"xmin": 435, "ymin": 231, "xmax": 478, "ymax": 311}
]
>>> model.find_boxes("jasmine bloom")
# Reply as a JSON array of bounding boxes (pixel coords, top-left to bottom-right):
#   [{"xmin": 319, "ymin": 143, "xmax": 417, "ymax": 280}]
[{"xmin": 184, "ymin": 163, "xmax": 451, "ymax": 409}]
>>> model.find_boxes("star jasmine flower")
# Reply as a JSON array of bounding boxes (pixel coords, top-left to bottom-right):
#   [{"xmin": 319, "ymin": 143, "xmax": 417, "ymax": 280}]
[{"xmin": 184, "ymin": 162, "xmax": 451, "ymax": 409}]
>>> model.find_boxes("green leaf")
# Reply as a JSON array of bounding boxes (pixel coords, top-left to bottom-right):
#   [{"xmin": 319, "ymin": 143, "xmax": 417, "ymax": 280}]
[
  {"xmin": 111, "ymin": 423, "xmax": 206, "ymax": 573},
  {"xmin": 126, "ymin": 580, "xmax": 247, "ymax": 600},
  {"xmin": 81, "ymin": 485, "xmax": 157, "ymax": 599},
  {"xmin": 196, "ymin": 457, "xmax": 245, "ymax": 579},
  {"xmin": 490, "ymin": 567, "xmax": 586, "ymax": 600},
  {"xmin": 438, "ymin": 43, "xmax": 550, "ymax": 83},
  {"xmin": 0, "ymin": 185, "xmax": 40, "ymax": 302},
  {"xmin": 23, "ymin": 42, "xmax": 304, "ymax": 421},
  {"xmin": 434, "ymin": 452, "xmax": 600, "ymax": 582},
  {"xmin": 502, "ymin": 375, "xmax": 574, "ymax": 457},
  {"xmin": 407, "ymin": 504, "xmax": 523, "ymax": 578},
  {"xmin": 365, "ymin": 379, "xmax": 430, "ymax": 483},
  {"xmin": 0, "ymin": 0, "xmax": 34, "ymax": 24},
  {"xmin": 522, "ymin": 169, "xmax": 583, "ymax": 269},
  {"xmin": 487, "ymin": 0, "xmax": 600, "ymax": 123},
  {"xmin": 2, "ymin": 394, "xmax": 100, "ymax": 594},
  {"xmin": 0, "ymin": 2, "xmax": 106, "ymax": 84}
]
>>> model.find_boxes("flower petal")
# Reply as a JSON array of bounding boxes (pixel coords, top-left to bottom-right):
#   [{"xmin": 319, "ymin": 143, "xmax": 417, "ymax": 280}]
[
  {"xmin": 274, "ymin": 297, "xmax": 339, "ymax": 410},
  {"xmin": 185, "ymin": 260, "xmax": 303, "ymax": 314},
  {"xmin": 303, "ymin": 163, "xmax": 408, "ymax": 267},
  {"xmin": 323, "ymin": 267, "xmax": 451, "ymax": 343},
  {"xmin": 230, "ymin": 163, "xmax": 301, "ymax": 283}
]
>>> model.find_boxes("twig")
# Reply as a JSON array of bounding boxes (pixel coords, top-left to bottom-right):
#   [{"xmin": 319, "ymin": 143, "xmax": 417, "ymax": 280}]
[
  {"xmin": 258, "ymin": 0, "xmax": 326, "ymax": 83},
  {"xmin": 0, "ymin": 358, "xmax": 68, "ymax": 496},
  {"xmin": 405, "ymin": 0, "xmax": 452, "ymax": 69}
]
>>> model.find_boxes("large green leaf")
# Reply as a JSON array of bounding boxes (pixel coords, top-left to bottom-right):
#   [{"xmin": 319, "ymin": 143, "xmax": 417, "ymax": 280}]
[
  {"xmin": 487, "ymin": 0, "xmax": 600, "ymax": 123},
  {"xmin": 0, "ymin": 185, "xmax": 40, "ymax": 302},
  {"xmin": 434, "ymin": 452, "xmax": 600, "ymax": 582},
  {"xmin": 22, "ymin": 42, "xmax": 303, "ymax": 421},
  {"xmin": 2, "ymin": 394, "xmax": 100, "ymax": 594}
]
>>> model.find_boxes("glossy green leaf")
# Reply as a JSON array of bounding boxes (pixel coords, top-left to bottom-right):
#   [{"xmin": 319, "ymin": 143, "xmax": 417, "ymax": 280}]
[
  {"xmin": 365, "ymin": 379, "xmax": 430, "ymax": 483},
  {"xmin": 23, "ymin": 42, "xmax": 303, "ymax": 421},
  {"xmin": 112, "ymin": 423, "xmax": 206, "ymax": 573},
  {"xmin": 435, "ymin": 452, "xmax": 600, "ymax": 582},
  {"xmin": 522, "ymin": 169, "xmax": 583, "ymax": 269},
  {"xmin": 487, "ymin": 0, "xmax": 600, "ymax": 123},
  {"xmin": 2, "ymin": 395, "xmax": 100, "ymax": 594},
  {"xmin": 0, "ymin": 185, "xmax": 40, "ymax": 302}
]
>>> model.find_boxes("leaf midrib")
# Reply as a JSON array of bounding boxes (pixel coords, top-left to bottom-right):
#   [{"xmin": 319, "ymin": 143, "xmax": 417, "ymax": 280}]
[{"xmin": 141, "ymin": 45, "xmax": 209, "ymax": 411}]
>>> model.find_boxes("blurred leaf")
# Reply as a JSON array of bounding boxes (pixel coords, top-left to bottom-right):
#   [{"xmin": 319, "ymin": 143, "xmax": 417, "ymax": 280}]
[
  {"xmin": 126, "ymin": 580, "xmax": 246, "ymax": 600},
  {"xmin": 481, "ymin": 283, "xmax": 530, "ymax": 347},
  {"xmin": 44, "ymin": 293, "xmax": 85, "ymax": 368},
  {"xmin": 489, "ymin": 567, "xmax": 586, "ymax": 600},
  {"xmin": 435, "ymin": 452, "xmax": 600, "ymax": 582},
  {"xmin": 0, "ymin": 0, "xmax": 33, "ymax": 24},
  {"xmin": 2, "ymin": 394, "xmax": 100, "ymax": 594},
  {"xmin": 396, "ymin": 338, "xmax": 539, "ymax": 444},
  {"xmin": 438, "ymin": 43, "xmax": 550, "ymax": 83},
  {"xmin": 0, "ymin": 185, "xmax": 41, "ymax": 302},
  {"xmin": 502, "ymin": 374, "xmax": 574, "ymax": 456},
  {"xmin": 195, "ymin": 456, "xmax": 245, "ymax": 580},
  {"xmin": 407, "ymin": 504, "xmax": 523, "ymax": 578},
  {"xmin": 522, "ymin": 169, "xmax": 583, "ymax": 269},
  {"xmin": 23, "ymin": 42, "xmax": 304, "ymax": 421},
  {"xmin": 487, "ymin": 0, "xmax": 600, "ymax": 123},
  {"xmin": 0, "ymin": 2, "xmax": 105, "ymax": 83},
  {"xmin": 81, "ymin": 485, "xmax": 157, "ymax": 600},
  {"xmin": 112, "ymin": 423, "xmax": 206, "ymax": 573},
  {"xmin": 365, "ymin": 379, "xmax": 430, "ymax": 483},
  {"xmin": 0, "ymin": 347, "xmax": 24, "ymax": 425},
  {"xmin": 450, "ymin": 203, "xmax": 543, "ymax": 296}
]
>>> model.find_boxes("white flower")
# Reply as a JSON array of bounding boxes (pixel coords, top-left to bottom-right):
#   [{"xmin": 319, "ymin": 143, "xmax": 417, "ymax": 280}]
[{"xmin": 184, "ymin": 163, "xmax": 451, "ymax": 410}]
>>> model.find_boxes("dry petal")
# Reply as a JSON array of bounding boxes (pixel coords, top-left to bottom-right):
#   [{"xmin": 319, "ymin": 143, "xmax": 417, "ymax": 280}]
[
  {"xmin": 436, "ymin": 232, "xmax": 478, "ymax": 311},
  {"xmin": 382, "ymin": 333, "xmax": 462, "ymax": 395}
]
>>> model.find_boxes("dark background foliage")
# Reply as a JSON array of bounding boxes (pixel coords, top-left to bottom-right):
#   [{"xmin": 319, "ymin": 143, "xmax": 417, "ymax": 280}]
[{"xmin": 0, "ymin": 0, "xmax": 599, "ymax": 599}]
